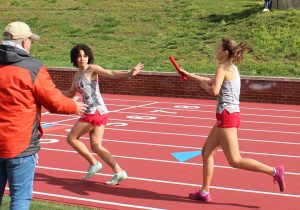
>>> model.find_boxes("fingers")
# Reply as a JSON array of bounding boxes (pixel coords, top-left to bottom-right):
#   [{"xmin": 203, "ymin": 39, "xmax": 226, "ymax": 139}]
[
  {"xmin": 132, "ymin": 62, "xmax": 144, "ymax": 76},
  {"xmin": 75, "ymin": 102, "xmax": 87, "ymax": 115},
  {"xmin": 179, "ymin": 68, "xmax": 186, "ymax": 75}
]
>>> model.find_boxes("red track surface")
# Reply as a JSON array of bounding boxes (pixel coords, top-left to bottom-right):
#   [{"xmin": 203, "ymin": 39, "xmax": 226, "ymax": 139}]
[{"xmin": 6, "ymin": 94, "xmax": 300, "ymax": 209}]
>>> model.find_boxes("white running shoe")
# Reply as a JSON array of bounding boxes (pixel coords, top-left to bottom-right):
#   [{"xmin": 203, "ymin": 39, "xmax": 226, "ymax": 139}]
[
  {"xmin": 262, "ymin": 8, "xmax": 270, "ymax": 12},
  {"xmin": 83, "ymin": 161, "xmax": 103, "ymax": 179},
  {"xmin": 106, "ymin": 170, "xmax": 128, "ymax": 185}
]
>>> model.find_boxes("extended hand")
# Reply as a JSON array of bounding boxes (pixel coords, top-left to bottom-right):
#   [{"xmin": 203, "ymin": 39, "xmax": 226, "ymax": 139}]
[
  {"xmin": 75, "ymin": 102, "xmax": 87, "ymax": 114},
  {"xmin": 130, "ymin": 63, "xmax": 144, "ymax": 77}
]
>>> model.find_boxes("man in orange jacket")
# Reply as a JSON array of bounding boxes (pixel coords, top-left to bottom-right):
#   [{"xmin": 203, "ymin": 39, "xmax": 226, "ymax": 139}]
[{"xmin": 0, "ymin": 21, "xmax": 87, "ymax": 210}]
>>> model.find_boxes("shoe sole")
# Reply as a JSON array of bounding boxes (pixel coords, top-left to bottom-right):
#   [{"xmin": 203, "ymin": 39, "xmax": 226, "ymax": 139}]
[
  {"xmin": 188, "ymin": 193, "xmax": 211, "ymax": 202},
  {"xmin": 106, "ymin": 175, "xmax": 128, "ymax": 185}
]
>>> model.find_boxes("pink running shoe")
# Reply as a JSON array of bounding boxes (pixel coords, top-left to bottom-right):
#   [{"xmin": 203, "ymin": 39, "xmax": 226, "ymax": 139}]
[
  {"xmin": 189, "ymin": 191, "xmax": 211, "ymax": 202},
  {"xmin": 273, "ymin": 165, "xmax": 285, "ymax": 192}
]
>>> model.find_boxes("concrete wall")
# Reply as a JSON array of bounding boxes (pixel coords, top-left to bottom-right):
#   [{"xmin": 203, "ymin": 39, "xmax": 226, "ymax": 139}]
[
  {"xmin": 48, "ymin": 67, "xmax": 300, "ymax": 105},
  {"xmin": 273, "ymin": 0, "xmax": 300, "ymax": 10}
]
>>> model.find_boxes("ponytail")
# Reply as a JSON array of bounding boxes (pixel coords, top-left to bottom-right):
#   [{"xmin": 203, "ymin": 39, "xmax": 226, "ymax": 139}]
[{"xmin": 221, "ymin": 38, "xmax": 252, "ymax": 64}]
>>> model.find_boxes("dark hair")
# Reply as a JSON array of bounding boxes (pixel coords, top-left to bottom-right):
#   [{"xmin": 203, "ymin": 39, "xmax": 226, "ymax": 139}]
[
  {"xmin": 221, "ymin": 38, "xmax": 252, "ymax": 64},
  {"xmin": 70, "ymin": 44, "xmax": 95, "ymax": 67}
]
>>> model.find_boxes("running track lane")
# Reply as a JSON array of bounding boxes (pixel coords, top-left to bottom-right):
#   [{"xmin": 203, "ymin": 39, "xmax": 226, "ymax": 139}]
[{"xmin": 5, "ymin": 94, "xmax": 300, "ymax": 209}]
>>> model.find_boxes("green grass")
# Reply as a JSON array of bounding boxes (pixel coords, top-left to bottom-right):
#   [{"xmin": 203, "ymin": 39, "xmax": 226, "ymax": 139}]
[
  {"xmin": 1, "ymin": 0, "xmax": 299, "ymax": 77},
  {"xmin": 1, "ymin": 196, "xmax": 98, "ymax": 210}
]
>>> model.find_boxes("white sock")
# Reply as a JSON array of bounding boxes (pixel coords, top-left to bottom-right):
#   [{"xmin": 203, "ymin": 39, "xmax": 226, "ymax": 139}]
[
  {"xmin": 201, "ymin": 189, "xmax": 209, "ymax": 196},
  {"xmin": 273, "ymin": 168, "xmax": 277, "ymax": 176}
]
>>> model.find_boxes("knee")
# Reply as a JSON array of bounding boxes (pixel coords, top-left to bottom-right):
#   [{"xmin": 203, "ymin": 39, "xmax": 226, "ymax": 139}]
[
  {"xmin": 228, "ymin": 158, "xmax": 242, "ymax": 168},
  {"xmin": 91, "ymin": 143, "xmax": 104, "ymax": 153},
  {"xmin": 66, "ymin": 135, "xmax": 74, "ymax": 145}
]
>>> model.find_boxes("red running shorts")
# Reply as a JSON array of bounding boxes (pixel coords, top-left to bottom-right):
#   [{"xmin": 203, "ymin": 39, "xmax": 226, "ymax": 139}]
[
  {"xmin": 79, "ymin": 110, "xmax": 109, "ymax": 126},
  {"xmin": 216, "ymin": 109, "xmax": 240, "ymax": 128}
]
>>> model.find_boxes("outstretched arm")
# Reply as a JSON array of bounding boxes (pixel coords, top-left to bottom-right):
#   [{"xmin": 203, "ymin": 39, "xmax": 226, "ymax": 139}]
[{"xmin": 91, "ymin": 63, "xmax": 144, "ymax": 79}]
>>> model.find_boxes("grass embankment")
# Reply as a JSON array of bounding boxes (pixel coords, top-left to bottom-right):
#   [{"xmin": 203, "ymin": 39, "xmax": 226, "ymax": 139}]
[{"xmin": 1, "ymin": 0, "xmax": 299, "ymax": 77}]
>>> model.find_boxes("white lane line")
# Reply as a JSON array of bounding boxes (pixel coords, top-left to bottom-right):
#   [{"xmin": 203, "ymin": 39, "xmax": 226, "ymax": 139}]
[
  {"xmin": 117, "ymin": 110, "xmax": 300, "ymax": 120},
  {"xmin": 45, "ymin": 127, "xmax": 300, "ymax": 146},
  {"xmin": 41, "ymin": 147, "xmax": 300, "ymax": 173},
  {"xmin": 104, "ymin": 97, "xmax": 300, "ymax": 113},
  {"xmin": 45, "ymin": 112, "xmax": 300, "ymax": 128},
  {"xmin": 119, "ymin": 105, "xmax": 300, "ymax": 119},
  {"xmin": 41, "ymin": 112, "xmax": 49, "ymax": 116},
  {"xmin": 110, "ymin": 117, "xmax": 300, "ymax": 127},
  {"xmin": 45, "ymin": 106, "xmax": 300, "ymax": 126},
  {"xmin": 5, "ymin": 188, "xmax": 165, "ymax": 210},
  {"xmin": 41, "ymin": 102, "xmax": 158, "ymax": 127},
  {"xmin": 41, "ymin": 117, "xmax": 79, "ymax": 127},
  {"xmin": 105, "ymin": 126, "xmax": 300, "ymax": 138},
  {"xmin": 107, "ymin": 118, "xmax": 300, "ymax": 135},
  {"xmin": 36, "ymin": 166, "xmax": 300, "ymax": 199},
  {"xmin": 42, "ymin": 119, "xmax": 300, "ymax": 143},
  {"xmin": 107, "ymin": 118, "xmax": 297, "ymax": 130},
  {"xmin": 109, "ymin": 102, "xmax": 158, "ymax": 113}
]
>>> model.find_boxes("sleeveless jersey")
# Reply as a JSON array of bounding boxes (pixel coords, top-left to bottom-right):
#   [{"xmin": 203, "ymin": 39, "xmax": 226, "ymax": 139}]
[
  {"xmin": 216, "ymin": 64, "xmax": 240, "ymax": 114},
  {"xmin": 75, "ymin": 67, "xmax": 108, "ymax": 115}
]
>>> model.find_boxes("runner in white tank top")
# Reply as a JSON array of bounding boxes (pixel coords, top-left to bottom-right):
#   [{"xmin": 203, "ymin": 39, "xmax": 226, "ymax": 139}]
[
  {"xmin": 62, "ymin": 44, "xmax": 144, "ymax": 185},
  {"xmin": 177, "ymin": 38, "xmax": 285, "ymax": 201}
]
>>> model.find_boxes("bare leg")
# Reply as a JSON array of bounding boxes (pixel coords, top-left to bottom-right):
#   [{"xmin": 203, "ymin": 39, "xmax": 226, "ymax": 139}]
[
  {"xmin": 217, "ymin": 127, "xmax": 274, "ymax": 176},
  {"xmin": 201, "ymin": 125, "xmax": 221, "ymax": 192},
  {"xmin": 89, "ymin": 125, "xmax": 122, "ymax": 173},
  {"xmin": 67, "ymin": 121, "xmax": 97, "ymax": 165}
]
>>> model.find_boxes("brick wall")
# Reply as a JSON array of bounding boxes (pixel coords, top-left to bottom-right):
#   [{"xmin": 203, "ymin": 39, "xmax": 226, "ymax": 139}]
[{"xmin": 48, "ymin": 67, "xmax": 300, "ymax": 105}]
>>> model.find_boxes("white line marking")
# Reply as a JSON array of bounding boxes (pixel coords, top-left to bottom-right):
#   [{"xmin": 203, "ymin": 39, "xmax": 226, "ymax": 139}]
[
  {"xmin": 109, "ymin": 102, "xmax": 158, "ymax": 113},
  {"xmin": 41, "ymin": 147, "xmax": 300, "ymax": 173},
  {"xmin": 106, "ymin": 127, "xmax": 300, "ymax": 139},
  {"xmin": 110, "ymin": 117, "xmax": 300, "ymax": 127},
  {"xmin": 36, "ymin": 166, "xmax": 300, "ymax": 199},
  {"xmin": 41, "ymin": 112, "xmax": 49, "ymax": 116},
  {"xmin": 43, "ymin": 122, "xmax": 300, "ymax": 145},
  {"xmin": 41, "ymin": 117, "xmax": 79, "ymax": 127},
  {"xmin": 5, "ymin": 188, "xmax": 165, "ymax": 210},
  {"xmin": 103, "ymin": 97, "xmax": 300, "ymax": 113},
  {"xmin": 46, "ymin": 109, "xmax": 300, "ymax": 126},
  {"xmin": 118, "ymin": 109, "xmax": 300, "ymax": 121},
  {"xmin": 126, "ymin": 106, "xmax": 300, "ymax": 119},
  {"xmin": 107, "ymin": 118, "xmax": 300, "ymax": 135}
]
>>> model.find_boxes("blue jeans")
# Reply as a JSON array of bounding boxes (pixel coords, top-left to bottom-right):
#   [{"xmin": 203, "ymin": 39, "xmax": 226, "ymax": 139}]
[
  {"xmin": 0, "ymin": 154, "xmax": 37, "ymax": 210},
  {"xmin": 264, "ymin": 0, "xmax": 272, "ymax": 9}
]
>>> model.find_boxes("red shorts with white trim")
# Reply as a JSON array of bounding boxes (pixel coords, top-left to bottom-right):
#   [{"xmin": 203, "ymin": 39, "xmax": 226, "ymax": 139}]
[
  {"xmin": 216, "ymin": 110, "xmax": 240, "ymax": 128},
  {"xmin": 79, "ymin": 110, "xmax": 109, "ymax": 126}
]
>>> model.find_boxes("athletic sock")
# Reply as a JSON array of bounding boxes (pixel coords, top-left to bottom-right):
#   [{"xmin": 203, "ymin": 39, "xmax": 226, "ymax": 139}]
[
  {"xmin": 201, "ymin": 189, "xmax": 209, "ymax": 196},
  {"xmin": 273, "ymin": 168, "xmax": 277, "ymax": 176}
]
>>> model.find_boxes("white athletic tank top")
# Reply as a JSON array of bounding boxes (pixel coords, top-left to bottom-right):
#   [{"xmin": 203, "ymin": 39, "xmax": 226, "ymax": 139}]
[
  {"xmin": 75, "ymin": 66, "xmax": 108, "ymax": 114},
  {"xmin": 216, "ymin": 64, "xmax": 240, "ymax": 114}
]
